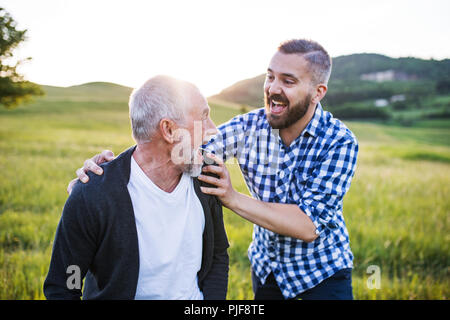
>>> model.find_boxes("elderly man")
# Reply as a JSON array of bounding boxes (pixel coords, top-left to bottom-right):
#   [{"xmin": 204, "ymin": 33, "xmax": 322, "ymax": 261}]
[
  {"xmin": 71, "ymin": 39, "xmax": 358, "ymax": 300},
  {"xmin": 44, "ymin": 75, "xmax": 229, "ymax": 300}
]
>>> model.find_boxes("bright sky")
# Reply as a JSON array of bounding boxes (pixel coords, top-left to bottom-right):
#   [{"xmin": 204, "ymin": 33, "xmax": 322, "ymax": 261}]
[{"xmin": 2, "ymin": 0, "xmax": 450, "ymax": 96}]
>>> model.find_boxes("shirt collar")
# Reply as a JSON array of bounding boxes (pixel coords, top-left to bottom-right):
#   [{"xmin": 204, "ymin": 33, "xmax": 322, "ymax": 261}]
[
  {"xmin": 271, "ymin": 102, "xmax": 325, "ymax": 148},
  {"xmin": 302, "ymin": 102, "xmax": 325, "ymax": 138}
]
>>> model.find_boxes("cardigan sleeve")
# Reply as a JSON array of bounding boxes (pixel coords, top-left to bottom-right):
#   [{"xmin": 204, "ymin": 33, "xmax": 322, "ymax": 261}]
[{"xmin": 43, "ymin": 182, "xmax": 99, "ymax": 300}]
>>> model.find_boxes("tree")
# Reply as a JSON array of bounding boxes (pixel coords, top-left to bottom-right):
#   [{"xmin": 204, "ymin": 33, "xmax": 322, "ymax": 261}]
[
  {"xmin": 0, "ymin": 7, "xmax": 43, "ymax": 109},
  {"xmin": 436, "ymin": 78, "xmax": 450, "ymax": 94}
]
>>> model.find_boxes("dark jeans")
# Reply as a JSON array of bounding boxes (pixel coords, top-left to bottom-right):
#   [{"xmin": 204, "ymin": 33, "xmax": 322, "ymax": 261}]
[{"xmin": 252, "ymin": 268, "xmax": 353, "ymax": 300}]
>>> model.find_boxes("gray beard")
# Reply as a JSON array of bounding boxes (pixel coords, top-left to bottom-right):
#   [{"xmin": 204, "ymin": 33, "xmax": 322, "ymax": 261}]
[
  {"xmin": 183, "ymin": 148, "xmax": 203, "ymax": 177},
  {"xmin": 185, "ymin": 162, "xmax": 203, "ymax": 177}
]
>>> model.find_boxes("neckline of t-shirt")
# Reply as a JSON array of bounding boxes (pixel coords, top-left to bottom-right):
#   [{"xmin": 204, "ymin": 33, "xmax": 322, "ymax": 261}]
[{"xmin": 130, "ymin": 156, "xmax": 190, "ymax": 199}]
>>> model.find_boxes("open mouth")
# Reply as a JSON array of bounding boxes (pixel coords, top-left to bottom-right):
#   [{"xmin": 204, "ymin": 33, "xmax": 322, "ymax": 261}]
[{"xmin": 269, "ymin": 98, "xmax": 288, "ymax": 115}]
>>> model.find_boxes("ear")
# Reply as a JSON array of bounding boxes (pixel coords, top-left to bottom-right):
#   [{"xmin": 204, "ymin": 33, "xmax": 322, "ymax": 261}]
[
  {"xmin": 159, "ymin": 118, "xmax": 178, "ymax": 144},
  {"xmin": 311, "ymin": 84, "xmax": 328, "ymax": 105}
]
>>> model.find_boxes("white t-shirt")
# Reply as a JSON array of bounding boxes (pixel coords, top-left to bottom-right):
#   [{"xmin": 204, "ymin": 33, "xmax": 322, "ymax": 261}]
[{"xmin": 127, "ymin": 156, "xmax": 205, "ymax": 300}]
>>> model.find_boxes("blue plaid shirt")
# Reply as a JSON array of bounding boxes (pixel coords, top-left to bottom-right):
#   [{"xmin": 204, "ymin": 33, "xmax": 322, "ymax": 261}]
[{"xmin": 205, "ymin": 103, "xmax": 358, "ymax": 298}]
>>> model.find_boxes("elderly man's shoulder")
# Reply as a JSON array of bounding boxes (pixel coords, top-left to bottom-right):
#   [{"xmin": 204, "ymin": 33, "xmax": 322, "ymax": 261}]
[{"xmin": 71, "ymin": 147, "xmax": 134, "ymax": 204}]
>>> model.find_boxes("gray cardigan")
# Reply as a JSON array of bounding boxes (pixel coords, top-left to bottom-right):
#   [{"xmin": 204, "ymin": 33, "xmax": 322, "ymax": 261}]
[{"xmin": 44, "ymin": 146, "xmax": 229, "ymax": 300}]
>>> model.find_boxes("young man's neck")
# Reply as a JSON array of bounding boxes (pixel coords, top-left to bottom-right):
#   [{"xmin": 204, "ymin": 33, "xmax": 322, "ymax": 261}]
[
  {"xmin": 133, "ymin": 142, "xmax": 183, "ymax": 193},
  {"xmin": 279, "ymin": 103, "xmax": 317, "ymax": 146}
]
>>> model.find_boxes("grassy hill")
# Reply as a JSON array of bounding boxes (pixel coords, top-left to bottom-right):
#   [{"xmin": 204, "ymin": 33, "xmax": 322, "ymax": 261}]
[
  {"xmin": 331, "ymin": 53, "xmax": 450, "ymax": 81},
  {"xmin": 41, "ymin": 82, "xmax": 133, "ymax": 102},
  {"xmin": 209, "ymin": 74, "xmax": 266, "ymax": 107},
  {"xmin": 210, "ymin": 53, "xmax": 450, "ymax": 123},
  {"xmin": 0, "ymin": 82, "xmax": 449, "ymax": 299}
]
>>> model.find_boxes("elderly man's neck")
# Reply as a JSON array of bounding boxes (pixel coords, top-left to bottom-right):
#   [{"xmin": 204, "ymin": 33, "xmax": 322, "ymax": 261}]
[{"xmin": 132, "ymin": 142, "xmax": 184, "ymax": 193}]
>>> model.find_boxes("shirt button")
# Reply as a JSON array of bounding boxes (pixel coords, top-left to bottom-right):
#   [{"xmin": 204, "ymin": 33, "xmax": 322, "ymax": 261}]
[
  {"xmin": 327, "ymin": 221, "xmax": 338, "ymax": 230},
  {"xmin": 268, "ymin": 241, "xmax": 276, "ymax": 258}
]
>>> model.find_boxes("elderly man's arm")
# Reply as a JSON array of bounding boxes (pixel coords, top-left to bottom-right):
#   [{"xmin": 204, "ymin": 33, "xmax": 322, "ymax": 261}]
[{"xmin": 44, "ymin": 183, "xmax": 98, "ymax": 299}]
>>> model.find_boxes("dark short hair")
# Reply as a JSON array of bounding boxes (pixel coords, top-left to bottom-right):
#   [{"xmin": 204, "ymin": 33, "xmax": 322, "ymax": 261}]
[{"xmin": 278, "ymin": 39, "xmax": 332, "ymax": 85}]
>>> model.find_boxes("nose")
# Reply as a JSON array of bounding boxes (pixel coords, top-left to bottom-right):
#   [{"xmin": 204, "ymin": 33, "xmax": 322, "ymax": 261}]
[
  {"xmin": 205, "ymin": 117, "xmax": 218, "ymax": 135},
  {"xmin": 267, "ymin": 79, "xmax": 282, "ymax": 96},
  {"xmin": 203, "ymin": 117, "xmax": 218, "ymax": 143}
]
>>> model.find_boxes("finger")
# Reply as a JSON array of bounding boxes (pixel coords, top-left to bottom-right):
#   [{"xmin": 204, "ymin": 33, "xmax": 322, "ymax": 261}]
[
  {"xmin": 202, "ymin": 164, "xmax": 223, "ymax": 176},
  {"xmin": 200, "ymin": 186, "xmax": 224, "ymax": 196},
  {"xmin": 206, "ymin": 152, "xmax": 224, "ymax": 166},
  {"xmin": 101, "ymin": 150, "xmax": 116, "ymax": 162},
  {"xmin": 76, "ymin": 167, "xmax": 90, "ymax": 183},
  {"xmin": 84, "ymin": 159, "xmax": 103, "ymax": 175},
  {"xmin": 67, "ymin": 178, "xmax": 78, "ymax": 195},
  {"xmin": 198, "ymin": 174, "xmax": 222, "ymax": 187}
]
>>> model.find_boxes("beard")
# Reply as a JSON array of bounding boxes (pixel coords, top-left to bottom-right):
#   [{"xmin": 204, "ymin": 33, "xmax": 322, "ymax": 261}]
[
  {"xmin": 265, "ymin": 92, "xmax": 312, "ymax": 129},
  {"xmin": 183, "ymin": 147, "xmax": 203, "ymax": 177},
  {"xmin": 171, "ymin": 141, "xmax": 204, "ymax": 177}
]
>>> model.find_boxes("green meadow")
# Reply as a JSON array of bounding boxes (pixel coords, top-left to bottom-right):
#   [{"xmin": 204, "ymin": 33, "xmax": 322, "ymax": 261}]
[{"xmin": 0, "ymin": 84, "xmax": 448, "ymax": 299}]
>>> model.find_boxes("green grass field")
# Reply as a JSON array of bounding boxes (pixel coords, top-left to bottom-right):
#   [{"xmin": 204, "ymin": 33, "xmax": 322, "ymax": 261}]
[{"xmin": 0, "ymin": 84, "xmax": 448, "ymax": 299}]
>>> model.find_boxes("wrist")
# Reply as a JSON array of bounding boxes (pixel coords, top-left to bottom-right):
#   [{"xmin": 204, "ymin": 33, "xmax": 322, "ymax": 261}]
[{"xmin": 224, "ymin": 189, "xmax": 240, "ymax": 210}]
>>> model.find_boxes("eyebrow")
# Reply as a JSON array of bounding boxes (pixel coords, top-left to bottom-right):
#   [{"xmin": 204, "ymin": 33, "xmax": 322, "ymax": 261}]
[{"xmin": 267, "ymin": 68, "xmax": 299, "ymax": 81}]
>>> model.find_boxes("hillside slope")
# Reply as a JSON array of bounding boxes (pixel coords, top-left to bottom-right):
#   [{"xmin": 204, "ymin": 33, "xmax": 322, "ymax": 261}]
[
  {"xmin": 41, "ymin": 82, "xmax": 133, "ymax": 102},
  {"xmin": 210, "ymin": 53, "xmax": 450, "ymax": 110}
]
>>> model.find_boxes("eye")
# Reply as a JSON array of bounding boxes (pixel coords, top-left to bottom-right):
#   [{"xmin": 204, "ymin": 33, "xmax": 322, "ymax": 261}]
[
  {"xmin": 266, "ymin": 74, "xmax": 274, "ymax": 81},
  {"xmin": 284, "ymin": 79, "xmax": 295, "ymax": 85}
]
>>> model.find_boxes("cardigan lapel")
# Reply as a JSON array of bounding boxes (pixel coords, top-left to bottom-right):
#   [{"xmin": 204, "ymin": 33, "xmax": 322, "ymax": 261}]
[{"xmin": 193, "ymin": 178, "xmax": 214, "ymax": 283}]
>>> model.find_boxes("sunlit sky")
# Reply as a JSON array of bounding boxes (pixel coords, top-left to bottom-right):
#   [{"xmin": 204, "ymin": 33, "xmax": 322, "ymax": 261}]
[{"xmin": 3, "ymin": 0, "xmax": 450, "ymax": 96}]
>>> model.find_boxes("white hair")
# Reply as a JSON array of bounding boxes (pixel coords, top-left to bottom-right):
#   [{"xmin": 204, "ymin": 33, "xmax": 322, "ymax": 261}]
[{"xmin": 129, "ymin": 75, "xmax": 197, "ymax": 143}]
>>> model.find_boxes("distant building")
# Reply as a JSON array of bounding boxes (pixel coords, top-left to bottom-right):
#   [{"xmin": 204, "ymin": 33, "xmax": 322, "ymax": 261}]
[
  {"xmin": 390, "ymin": 94, "xmax": 406, "ymax": 102},
  {"xmin": 374, "ymin": 99, "xmax": 389, "ymax": 107},
  {"xmin": 361, "ymin": 70, "xmax": 417, "ymax": 82}
]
